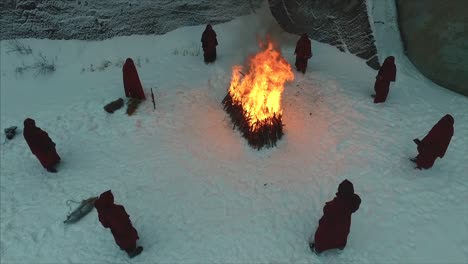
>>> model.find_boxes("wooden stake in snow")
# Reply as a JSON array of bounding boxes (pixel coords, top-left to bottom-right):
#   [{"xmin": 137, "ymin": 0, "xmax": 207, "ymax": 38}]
[{"xmin": 151, "ymin": 88, "xmax": 156, "ymax": 111}]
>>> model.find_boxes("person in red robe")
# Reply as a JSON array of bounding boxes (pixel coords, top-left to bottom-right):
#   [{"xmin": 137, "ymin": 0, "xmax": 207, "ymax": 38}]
[
  {"xmin": 23, "ymin": 118, "xmax": 61, "ymax": 173},
  {"xmin": 294, "ymin": 33, "xmax": 312, "ymax": 74},
  {"xmin": 94, "ymin": 190, "xmax": 143, "ymax": 258},
  {"xmin": 372, "ymin": 56, "xmax": 396, "ymax": 103},
  {"xmin": 123, "ymin": 58, "xmax": 146, "ymax": 100},
  {"xmin": 411, "ymin": 114, "xmax": 454, "ymax": 169},
  {"xmin": 201, "ymin": 24, "xmax": 218, "ymax": 63},
  {"xmin": 310, "ymin": 179, "xmax": 361, "ymax": 254}
]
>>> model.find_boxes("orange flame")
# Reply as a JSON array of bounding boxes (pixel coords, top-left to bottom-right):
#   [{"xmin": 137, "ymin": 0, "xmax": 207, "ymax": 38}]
[{"xmin": 228, "ymin": 40, "xmax": 294, "ymax": 131}]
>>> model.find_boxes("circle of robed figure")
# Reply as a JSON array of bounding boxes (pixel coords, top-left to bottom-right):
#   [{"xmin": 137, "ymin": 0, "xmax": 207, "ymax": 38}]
[
  {"xmin": 201, "ymin": 24, "xmax": 218, "ymax": 63},
  {"xmin": 294, "ymin": 33, "xmax": 312, "ymax": 74},
  {"xmin": 309, "ymin": 179, "xmax": 361, "ymax": 254},
  {"xmin": 411, "ymin": 114, "xmax": 454, "ymax": 170},
  {"xmin": 23, "ymin": 118, "xmax": 61, "ymax": 173},
  {"xmin": 123, "ymin": 58, "xmax": 146, "ymax": 100},
  {"xmin": 372, "ymin": 56, "xmax": 396, "ymax": 103},
  {"xmin": 94, "ymin": 190, "xmax": 143, "ymax": 258},
  {"xmin": 122, "ymin": 58, "xmax": 146, "ymax": 115}
]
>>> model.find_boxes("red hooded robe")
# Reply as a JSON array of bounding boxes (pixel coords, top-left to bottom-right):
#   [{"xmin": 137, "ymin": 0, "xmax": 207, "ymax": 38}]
[
  {"xmin": 416, "ymin": 114, "xmax": 454, "ymax": 169},
  {"xmin": 95, "ymin": 190, "xmax": 139, "ymax": 252},
  {"xmin": 314, "ymin": 180, "xmax": 361, "ymax": 253},
  {"xmin": 123, "ymin": 58, "xmax": 146, "ymax": 100},
  {"xmin": 201, "ymin": 24, "xmax": 218, "ymax": 63},
  {"xmin": 23, "ymin": 118, "xmax": 61, "ymax": 170},
  {"xmin": 294, "ymin": 33, "xmax": 312, "ymax": 73},
  {"xmin": 374, "ymin": 56, "xmax": 396, "ymax": 103}
]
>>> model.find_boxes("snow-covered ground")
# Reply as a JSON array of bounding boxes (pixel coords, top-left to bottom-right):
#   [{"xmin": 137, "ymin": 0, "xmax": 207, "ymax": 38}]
[{"xmin": 1, "ymin": 5, "xmax": 468, "ymax": 264}]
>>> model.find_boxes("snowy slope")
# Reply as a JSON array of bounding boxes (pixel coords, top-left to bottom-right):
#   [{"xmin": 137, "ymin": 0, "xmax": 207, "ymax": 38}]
[{"xmin": 1, "ymin": 5, "xmax": 468, "ymax": 264}]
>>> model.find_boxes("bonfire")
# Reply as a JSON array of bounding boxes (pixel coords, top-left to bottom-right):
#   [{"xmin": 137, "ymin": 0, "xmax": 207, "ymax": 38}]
[{"xmin": 222, "ymin": 39, "xmax": 294, "ymax": 149}]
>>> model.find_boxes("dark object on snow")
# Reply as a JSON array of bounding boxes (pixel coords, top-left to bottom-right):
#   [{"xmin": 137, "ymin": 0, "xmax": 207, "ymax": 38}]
[
  {"xmin": 104, "ymin": 98, "xmax": 124, "ymax": 113},
  {"xmin": 64, "ymin": 196, "xmax": 98, "ymax": 224},
  {"xmin": 413, "ymin": 114, "xmax": 454, "ymax": 169},
  {"xmin": 309, "ymin": 241, "xmax": 343, "ymax": 255},
  {"xmin": 309, "ymin": 242, "xmax": 316, "ymax": 253},
  {"xmin": 123, "ymin": 58, "xmax": 146, "ymax": 100},
  {"xmin": 95, "ymin": 190, "xmax": 142, "ymax": 258},
  {"xmin": 126, "ymin": 98, "xmax": 142, "ymax": 116},
  {"xmin": 311, "ymin": 179, "xmax": 361, "ymax": 254},
  {"xmin": 294, "ymin": 33, "xmax": 312, "ymax": 74},
  {"xmin": 201, "ymin": 24, "xmax": 218, "ymax": 63},
  {"xmin": 4, "ymin": 126, "xmax": 17, "ymax": 140},
  {"xmin": 128, "ymin": 246, "xmax": 143, "ymax": 258},
  {"xmin": 23, "ymin": 118, "xmax": 61, "ymax": 173},
  {"xmin": 373, "ymin": 56, "xmax": 396, "ymax": 103},
  {"xmin": 151, "ymin": 88, "xmax": 156, "ymax": 111},
  {"xmin": 222, "ymin": 93, "xmax": 284, "ymax": 150}
]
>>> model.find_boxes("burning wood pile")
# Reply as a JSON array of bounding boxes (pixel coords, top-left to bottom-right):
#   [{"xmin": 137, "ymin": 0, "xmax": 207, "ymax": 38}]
[{"xmin": 222, "ymin": 40, "xmax": 294, "ymax": 150}]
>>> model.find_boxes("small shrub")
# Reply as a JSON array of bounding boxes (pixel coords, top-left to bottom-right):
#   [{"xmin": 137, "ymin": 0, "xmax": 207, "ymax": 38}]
[
  {"xmin": 115, "ymin": 58, "xmax": 124, "ymax": 68},
  {"xmin": 33, "ymin": 53, "xmax": 56, "ymax": 77},
  {"xmin": 97, "ymin": 60, "xmax": 112, "ymax": 71},
  {"xmin": 191, "ymin": 45, "xmax": 201, "ymax": 56},
  {"xmin": 7, "ymin": 40, "xmax": 32, "ymax": 55},
  {"xmin": 173, "ymin": 42, "xmax": 201, "ymax": 57},
  {"xmin": 15, "ymin": 63, "xmax": 33, "ymax": 75},
  {"xmin": 14, "ymin": 53, "xmax": 55, "ymax": 77}
]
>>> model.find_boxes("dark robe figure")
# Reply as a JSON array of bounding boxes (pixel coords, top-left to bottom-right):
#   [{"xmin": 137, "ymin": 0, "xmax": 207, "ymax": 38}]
[
  {"xmin": 294, "ymin": 33, "xmax": 312, "ymax": 74},
  {"xmin": 412, "ymin": 114, "xmax": 454, "ymax": 169},
  {"xmin": 201, "ymin": 24, "xmax": 218, "ymax": 63},
  {"xmin": 310, "ymin": 180, "xmax": 361, "ymax": 254},
  {"xmin": 373, "ymin": 56, "xmax": 396, "ymax": 103},
  {"xmin": 23, "ymin": 118, "xmax": 61, "ymax": 173},
  {"xmin": 123, "ymin": 58, "xmax": 146, "ymax": 100},
  {"xmin": 94, "ymin": 190, "xmax": 143, "ymax": 258}
]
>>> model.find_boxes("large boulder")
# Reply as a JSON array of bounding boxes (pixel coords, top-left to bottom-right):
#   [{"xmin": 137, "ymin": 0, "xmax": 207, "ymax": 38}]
[
  {"xmin": 396, "ymin": 0, "xmax": 468, "ymax": 96},
  {"xmin": 0, "ymin": 0, "xmax": 262, "ymax": 40},
  {"xmin": 268, "ymin": 0, "xmax": 380, "ymax": 69}
]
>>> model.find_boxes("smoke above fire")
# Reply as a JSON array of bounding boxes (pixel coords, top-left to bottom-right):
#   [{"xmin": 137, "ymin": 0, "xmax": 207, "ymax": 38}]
[{"xmin": 230, "ymin": 1, "xmax": 291, "ymax": 59}]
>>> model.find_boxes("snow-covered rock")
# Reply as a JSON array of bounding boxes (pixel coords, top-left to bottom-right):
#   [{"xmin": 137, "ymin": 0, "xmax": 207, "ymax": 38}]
[
  {"xmin": 396, "ymin": 0, "xmax": 468, "ymax": 97},
  {"xmin": 268, "ymin": 0, "xmax": 380, "ymax": 69},
  {"xmin": 0, "ymin": 0, "xmax": 262, "ymax": 40}
]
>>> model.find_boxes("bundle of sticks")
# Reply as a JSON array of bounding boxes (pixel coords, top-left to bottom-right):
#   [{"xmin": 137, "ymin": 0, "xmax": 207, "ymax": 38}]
[{"xmin": 222, "ymin": 93, "xmax": 284, "ymax": 150}]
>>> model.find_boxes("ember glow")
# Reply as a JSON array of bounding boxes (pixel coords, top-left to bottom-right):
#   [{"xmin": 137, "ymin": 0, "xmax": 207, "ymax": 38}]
[{"xmin": 228, "ymin": 40, "xmax": 294, "ymax": 131}]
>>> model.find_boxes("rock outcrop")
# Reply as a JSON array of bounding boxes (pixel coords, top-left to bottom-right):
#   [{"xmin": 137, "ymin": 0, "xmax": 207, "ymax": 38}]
[
  {"xmin": 0, "ymin": 0, "xmax": 262, "ymax": 40},
  {"xmin": 396, "ymin": 0, "xmax": 468, "ymax": 96},
  {"xmin": 268, "ymin": 0, "xmax": 380, "ymax": 69}
]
